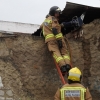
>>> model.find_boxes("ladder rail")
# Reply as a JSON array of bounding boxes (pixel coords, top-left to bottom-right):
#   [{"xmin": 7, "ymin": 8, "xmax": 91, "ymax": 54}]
[{"xmin": 54, "ymin": 60, "xmax": 66, "ymax": 85}]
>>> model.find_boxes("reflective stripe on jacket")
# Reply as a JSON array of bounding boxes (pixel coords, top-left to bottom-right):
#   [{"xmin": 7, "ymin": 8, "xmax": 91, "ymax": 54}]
[
  {"xmin": 42, "ymin": 16, "xmax": 63, "ymax": 43},
  {"xmin": 54, "ymin": 83, "xmax": 92, "ymax": 100},
  {"xmin": 60, "ymin": 87, "xmax": 86, "ymax": 100}
]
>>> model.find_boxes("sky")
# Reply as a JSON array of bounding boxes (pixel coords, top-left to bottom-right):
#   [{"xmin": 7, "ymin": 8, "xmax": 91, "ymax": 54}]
[{"xmin": 0, "ymin": 0, "xmax": 100, "ymax": 25}]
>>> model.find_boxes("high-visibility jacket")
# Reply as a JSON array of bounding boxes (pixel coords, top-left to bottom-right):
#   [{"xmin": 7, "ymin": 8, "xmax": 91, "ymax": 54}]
[
  {"xmin": 41, "ymin": 16, "xmax": 63, "ymax": 43},
  {"xmin": 54, "ymin": 83, "xmax": 92, "ymax": 100}
]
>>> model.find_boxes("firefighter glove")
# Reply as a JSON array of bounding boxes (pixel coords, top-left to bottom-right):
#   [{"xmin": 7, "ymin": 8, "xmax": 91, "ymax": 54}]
[
  {"xmin": 52, "ymin": 28, "xmax": 58, "ymax": 35},
  {"xmin": 70, "ymin": 20, "xmax": 79, "ymax": 27},
  {"xmin": 61, "ymin": 21, "xmax": 77, "ymax": 27},
  {"xmin": 57, "ymin": 40, "xmax": 63, "ymax": 48}
]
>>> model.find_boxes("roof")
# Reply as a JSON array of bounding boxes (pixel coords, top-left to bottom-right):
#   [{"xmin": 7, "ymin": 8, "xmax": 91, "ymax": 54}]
[
  {"xmin": 33, "ymin": 2, "xmax": 100, "ymax": 36},
  {"xmin": 59, "ymin": 2, "xmax": 100, "ymax": 24}
]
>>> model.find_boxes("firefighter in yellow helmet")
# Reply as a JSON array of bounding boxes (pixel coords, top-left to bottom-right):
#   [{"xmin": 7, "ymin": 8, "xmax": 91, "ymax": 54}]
[
  {"xmin": 54, "ymin": 67, "xmax": 92, "ymax": 100},
  {"xmin": 41, "ymin": 6, "xmax": 79, "ymax": 75}
]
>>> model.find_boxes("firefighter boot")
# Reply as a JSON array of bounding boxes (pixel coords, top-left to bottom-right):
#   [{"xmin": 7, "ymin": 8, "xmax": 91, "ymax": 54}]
[
  {"xmin": 65, "ymin": 64, "xmax": 71, "ymax": 73},
  {"xmin": 60, "ymin": 65, "xmax": 67, "ymax": 76}
]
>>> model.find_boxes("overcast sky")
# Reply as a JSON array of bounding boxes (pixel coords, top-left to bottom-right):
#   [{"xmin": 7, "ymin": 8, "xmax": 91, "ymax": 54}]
[{"xmin": 0, "ymin": 0, "xmax": 100, "ymax": 25}]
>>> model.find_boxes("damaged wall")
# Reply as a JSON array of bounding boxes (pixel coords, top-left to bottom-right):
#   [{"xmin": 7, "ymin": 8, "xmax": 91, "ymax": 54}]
[{"xmin": 0, "ymin": 19, "xmax": 100, "ymax": 100}]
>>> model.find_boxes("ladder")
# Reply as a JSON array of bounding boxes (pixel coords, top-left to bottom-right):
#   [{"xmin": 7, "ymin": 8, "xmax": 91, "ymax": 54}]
[{"xmin": 54, "ymin": 60, "xmax": 66, "ymax": 85}]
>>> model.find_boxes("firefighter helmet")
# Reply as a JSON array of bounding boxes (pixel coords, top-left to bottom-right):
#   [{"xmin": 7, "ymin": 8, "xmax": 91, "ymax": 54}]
[
  {"xmin": 49, "ymin": 6, "xmax": 62, "ymax": 16},
  {"xmin": 68, "ymin": 67, "xmax": 82, "ymax": 81}
]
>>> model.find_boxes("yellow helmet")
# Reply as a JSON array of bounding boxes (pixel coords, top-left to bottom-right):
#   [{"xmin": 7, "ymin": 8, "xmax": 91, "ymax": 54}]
[{"xmin": 68, "ymin": 67, "xmax": 82, "ymax": 81}]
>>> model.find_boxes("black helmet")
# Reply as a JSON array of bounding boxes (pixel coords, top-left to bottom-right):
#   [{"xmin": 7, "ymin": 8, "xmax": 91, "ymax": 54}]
[{"xmin": 49, "ymin": 6, "xmax": 62, "ymax": 16}]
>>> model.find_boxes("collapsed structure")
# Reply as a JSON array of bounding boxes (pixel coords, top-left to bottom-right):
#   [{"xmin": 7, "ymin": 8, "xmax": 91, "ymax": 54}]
[
  {"xmin": 0, "ymin": 2, "xmax": 100, "ymax": 100},
  {"xmin": 33, "ymin": 2, "xmax": 100, "ymax": 36}
]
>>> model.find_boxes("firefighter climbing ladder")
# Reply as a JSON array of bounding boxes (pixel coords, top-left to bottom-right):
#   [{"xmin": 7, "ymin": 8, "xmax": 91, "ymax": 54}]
[
  {"xmin": 54, "ymin": 37, "xmax": 72, "ymax": 85},
  {"xmin": 54, "ymin": 12, "xmax": 86, "ymax": 84}
]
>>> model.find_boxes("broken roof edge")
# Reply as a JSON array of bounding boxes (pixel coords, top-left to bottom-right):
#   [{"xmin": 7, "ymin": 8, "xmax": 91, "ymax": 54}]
[
  {"xmin": 33, "ymin": 1, "xmax": 100, "ymax": 36},
  {"xmin": 66, "ymin": 1, "xmax": 100, "ymax": 8},
  {"xmin": 60, "ymin": 1, "xmax": 100, "ymax": 24}
]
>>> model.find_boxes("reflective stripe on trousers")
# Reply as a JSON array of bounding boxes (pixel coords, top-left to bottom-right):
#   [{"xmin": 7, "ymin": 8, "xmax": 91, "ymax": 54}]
[
  {"xmin": 60, "ymin": 87, "xmax": 86, "ymax": 100},
  {"xmin": 63, "ymin": 55, "xmax": 70, "ymax": 60},
  {"xmin": 55, "ymin": 33, "xmax": 63, "ymax": 39},
  {"xmin": 53, "ymin": 54, "xmax": 63, "ymax": 63},
  {"xmin": 53, "ymin": 54, "xmax": 70, "ymax": 63}
]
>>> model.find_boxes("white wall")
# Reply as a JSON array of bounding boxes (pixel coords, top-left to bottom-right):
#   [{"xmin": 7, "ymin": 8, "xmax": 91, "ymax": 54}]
[
  {"xmin": 0, "ymin": 77, "xmax": 3, "ymax": 87},
  {"xmin": 0, "ymin": 20, "xmax": 40, "ymax": 34}
]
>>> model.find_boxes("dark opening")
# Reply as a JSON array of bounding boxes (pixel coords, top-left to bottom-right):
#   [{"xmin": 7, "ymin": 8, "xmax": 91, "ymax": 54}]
[{"xmin": 32, "ymin": 2, "xmax": 100, "ymax": 36}]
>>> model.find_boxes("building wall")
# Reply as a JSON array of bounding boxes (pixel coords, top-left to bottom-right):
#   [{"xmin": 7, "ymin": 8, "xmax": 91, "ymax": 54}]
[
  {"xmin": 0, "ymin": 20, "xmax": 40, "ymax": 34},
  {"xmin": 0, "ymin": 19, "xmax": 100, "ymax": 100}
]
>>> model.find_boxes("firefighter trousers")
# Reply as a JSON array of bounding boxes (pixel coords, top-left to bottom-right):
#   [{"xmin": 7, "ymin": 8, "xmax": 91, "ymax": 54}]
[{"xmin": 47, "ymin": 38, "xmax": 70, "ymax": 68}]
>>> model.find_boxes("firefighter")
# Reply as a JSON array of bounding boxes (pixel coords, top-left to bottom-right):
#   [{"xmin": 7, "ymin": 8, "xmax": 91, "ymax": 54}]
[
  {"xmin": 54, "ymin": 67, "xmax": 92, "ymax": 100},
  {"xmin": 41, "ymin": 6, "xmax": 79, "ymax": 75}
]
